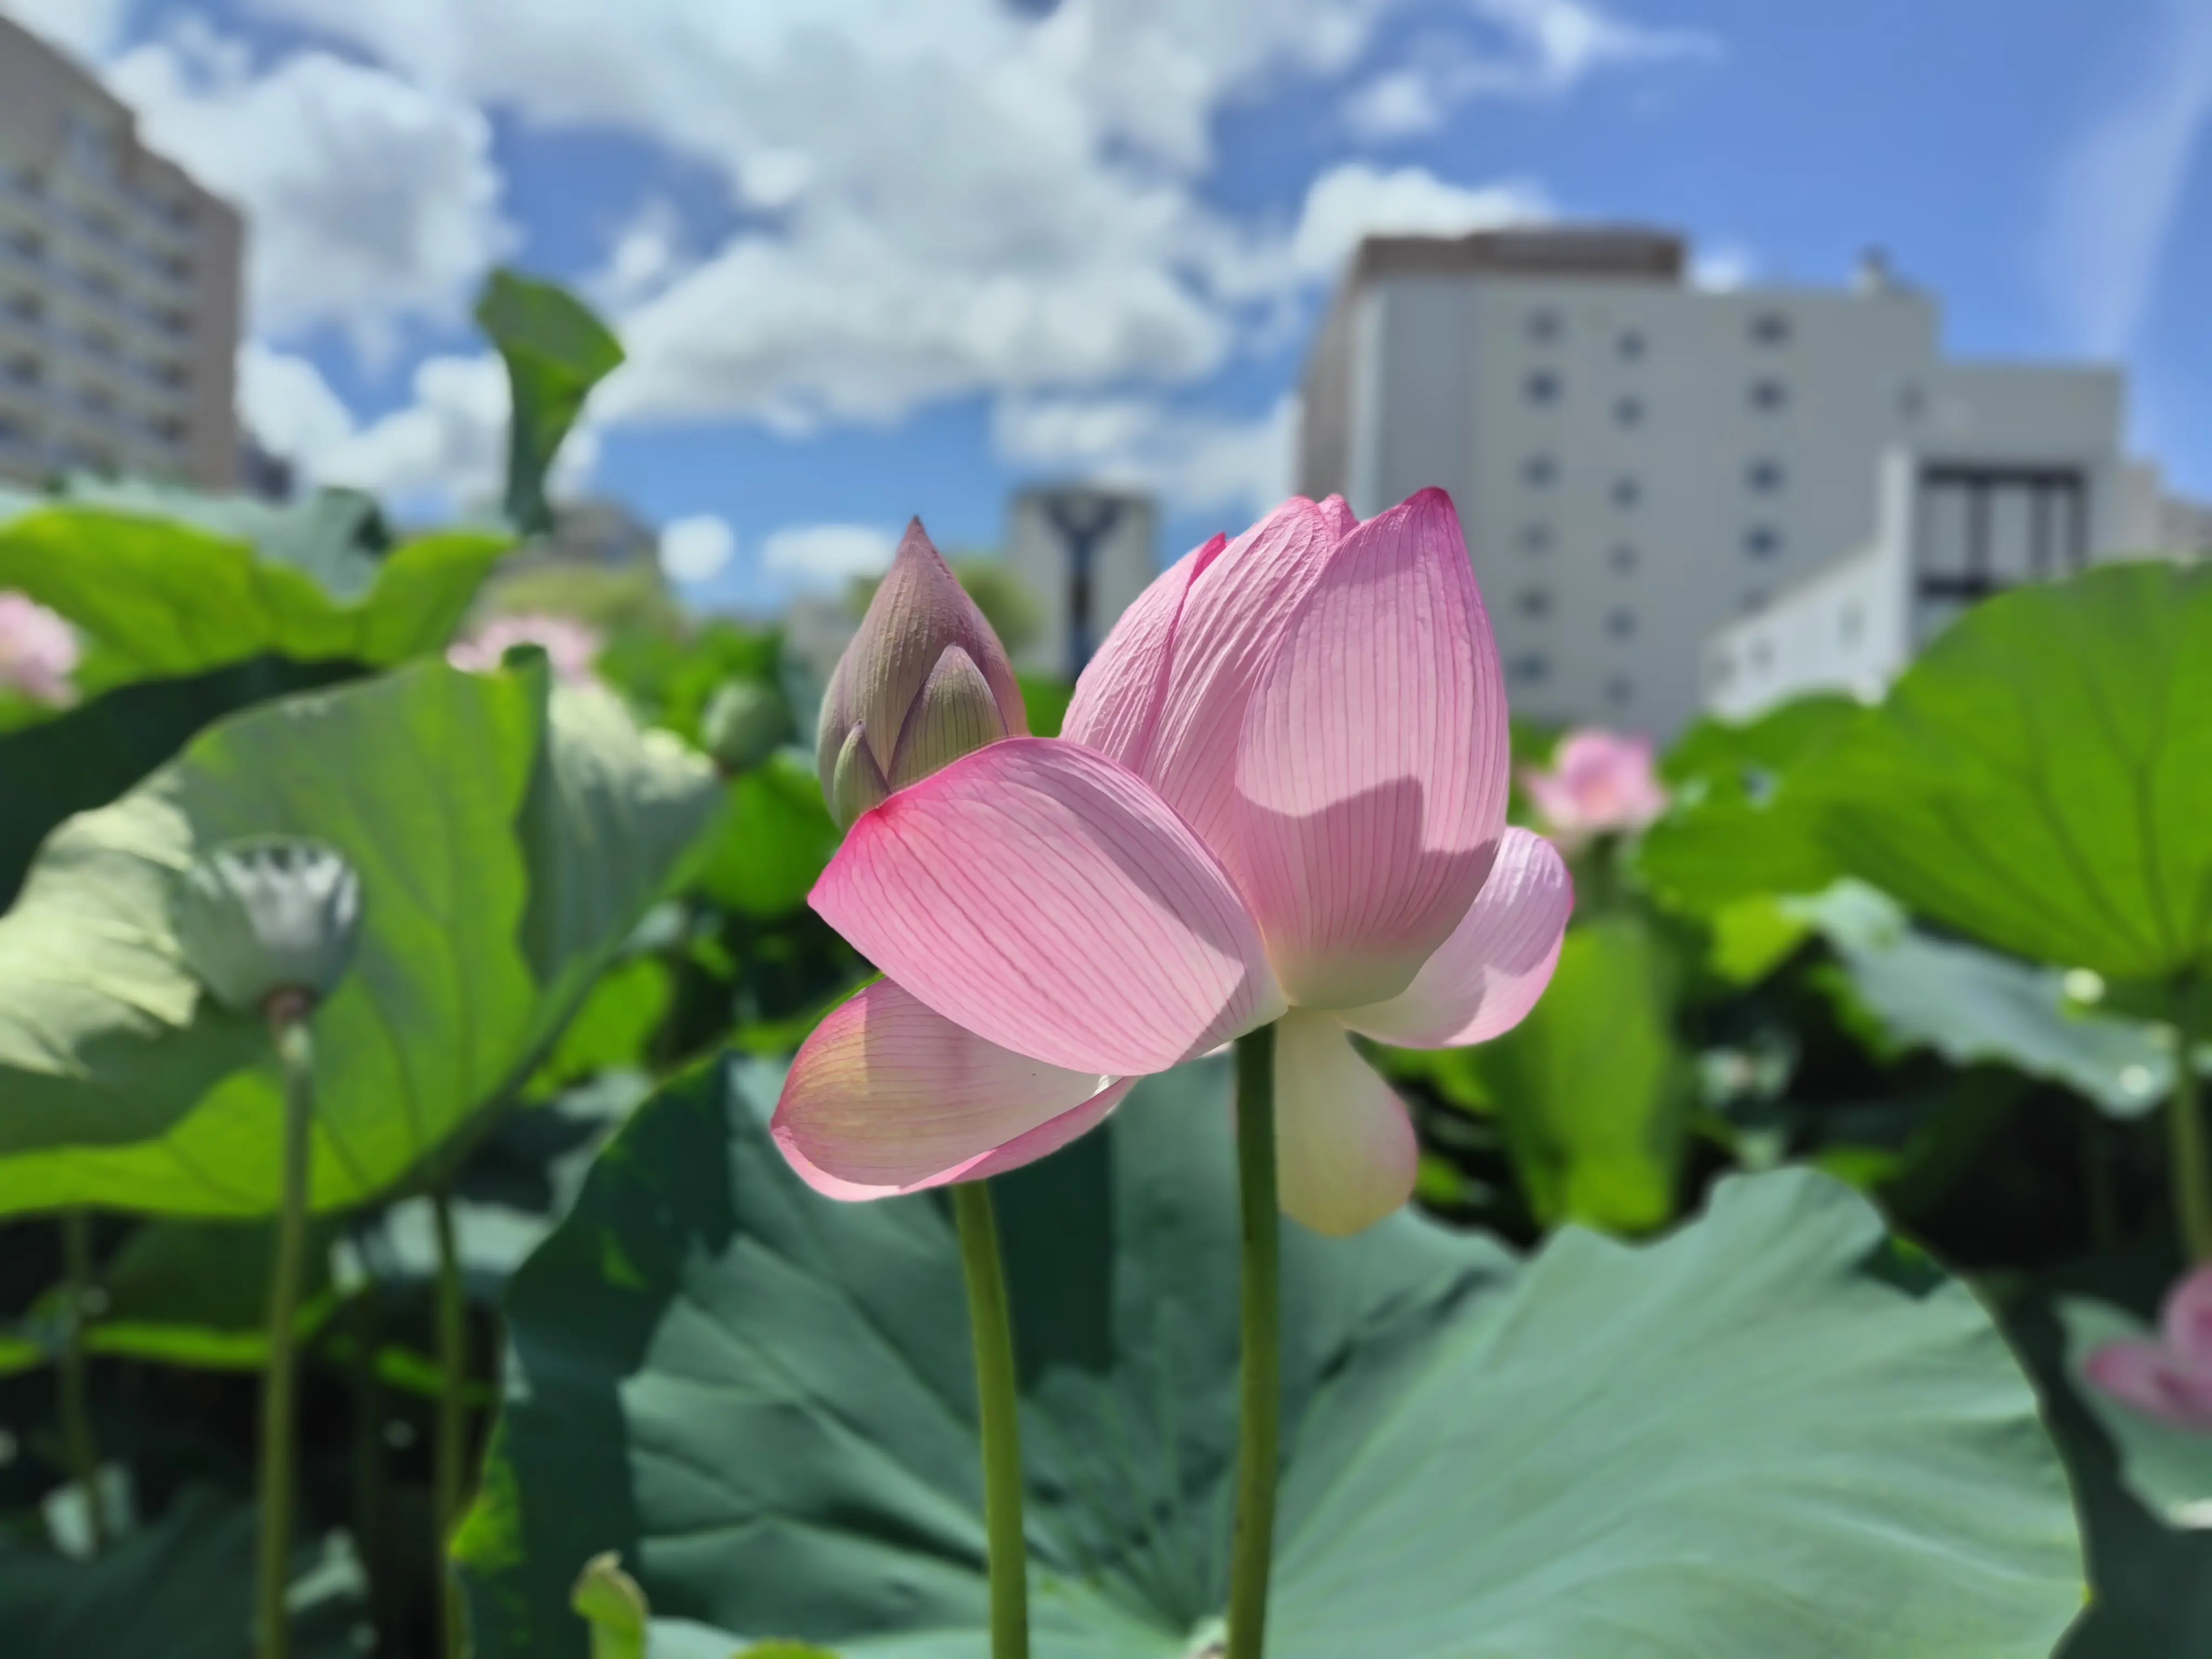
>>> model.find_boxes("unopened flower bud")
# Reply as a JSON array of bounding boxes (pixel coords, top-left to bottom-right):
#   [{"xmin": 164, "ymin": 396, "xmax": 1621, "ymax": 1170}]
[
  {"xmin": 174, "ymin": 839, "xmax": 362, "ymax": 1016},
  {"xmin": 814, "ymin": 518, "xmax": 1027, "ymax": 828},
  {"xmin": 699, "ymin": 680, "xmax": 790, "ymax": 774},
  {"xmin": 571, "ymin": 1552, "xmax": 650, "ymax": 1659}
]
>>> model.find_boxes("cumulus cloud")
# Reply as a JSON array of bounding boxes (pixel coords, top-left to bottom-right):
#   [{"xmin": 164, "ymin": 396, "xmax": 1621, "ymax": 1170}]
[
  {"xmin": 0, "ymin": 0, "xmax": 132, "ymax": 59},
  {"xmin": 760, "ymin": 523, "xmax": 899, "ymax": 587},
  {"xmin": 1289, "ymin": 163, "xmax": 1553, "ymax": 281},
  {"xmin": 108, "ymin": 22, "xmax": 512, "ymax": 359},
  {"xmin": 995, "ymin": 392, "xmax": 1300, "ymax": 522},
  {"xmin": 659, "ymin": 514, "xmax": 736, "ymax": 584},
  {"xmin": 2038, "ymin": 0, "xmax": 2212, "ymax": 354}
]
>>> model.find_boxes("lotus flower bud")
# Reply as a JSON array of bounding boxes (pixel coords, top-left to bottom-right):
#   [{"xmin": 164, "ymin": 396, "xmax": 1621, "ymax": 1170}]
[
  {"xmin": 571, "ymin": 1552, "xmax": 649, "ymax": 1659},
  {"xmin": 0, "ymin": 591, "xmax": 79, "ymax": 706},
  {"xmin": 699, "ymin": 679, "xmax": 790, "ymax": 774},
  {"xmin": 814, "ymin": 518, "xmax": 1027, "ymax": 829},
  {"xmin": 174, "ymin": 839, "xmax": 363, "ymax": 1016}
]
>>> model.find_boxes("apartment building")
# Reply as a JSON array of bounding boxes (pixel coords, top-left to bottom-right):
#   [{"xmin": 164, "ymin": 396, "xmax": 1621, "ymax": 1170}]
[
  {"xmin": 1296, "ymin": 226, "xmax": 2171, "ymax": 738},
  {"xmin": 0, "ymin": 16, "xmax": 243, "ymax": 491}
]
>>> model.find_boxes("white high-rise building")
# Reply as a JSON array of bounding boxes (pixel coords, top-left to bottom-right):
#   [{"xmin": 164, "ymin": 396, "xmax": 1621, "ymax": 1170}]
[{"xmin": 1297, "ymin": 227, "xmax": 2184, "ymax": 738}]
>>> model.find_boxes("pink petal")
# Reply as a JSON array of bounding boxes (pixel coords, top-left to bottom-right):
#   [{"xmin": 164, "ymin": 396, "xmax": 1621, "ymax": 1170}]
[
  {"xmin": 772, "ymin": 979, "xmax": 1132, "ymax": 1195},
  {"xmin": 1340, "ymin": 828, "xmax": 1574, "ymax": 1048},
  {"xmin": 1270, "ymin": 1010, "xmax": 1420, "ymax": 1236},
  {"xmin": 2085, "ymin": 1339, "xmax": 2212, "ymax": 1430},
  {"xmin": 1109, "ymin": 498, "xmax": 1336, "ymax": 857},
  {"xmin": 1229, "ymin": 487, "xmax": 1512, "ymax": 1009},
  {"xmin": 1316, "ymin": 494, "xmax": 1357, "ymax": 540},
  {"xmin": 1061, "ymin": 532, "xmax": 1224, "ymax": 773},
  {"xmin": 2164, "ymin": 1264, "xmax": 2212, "ymax": 1367},
  {"xmin": 812, "ymin": 737, "xmax": 1286, "ymax": 1076}
]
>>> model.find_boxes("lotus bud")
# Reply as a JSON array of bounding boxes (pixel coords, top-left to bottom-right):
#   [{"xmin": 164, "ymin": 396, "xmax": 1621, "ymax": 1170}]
[
  {"xmin": 699, "ymin": 679, "xmax": 790, "ymax": 774},
  {"xmin": 174, "ymin": 839, "xmax": 363, "ymax": 1017},
  {"xmin": 814, "ymin": 518, "xmax": 1027, "ymax": 829},
  {"xmin": 571, "ymin": 1552, "xmax": 650, "ymax": 1659}
]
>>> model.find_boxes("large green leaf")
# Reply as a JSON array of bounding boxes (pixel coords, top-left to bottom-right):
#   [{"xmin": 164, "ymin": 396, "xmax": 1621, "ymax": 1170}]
[
  {"xmin": 0, "ymin": 660, "xmax": 719, "ymax": 1216},
  {"xmin": 1799, "ymin": 883, "xmax": 2183, "ymax": 1117},
  {"xmin": 477, "ymin": 270, "xmax": 625, "ymax": 536},
  {"xmin": 2058, "ymin": 1295, "xmax": 2212, "ymax": 1527},
  {"xmin": 1467, "ymin": 915, "xmax": 1691, "ymax": 1232},
  {"xmin": 1803, "ymin": 562, "xmax": 2212, "ymax": 979},
  {"xmin": 458, "ymin": 1055, "xmax": 2080, "ymax": 1658},
  {"xmin": 30, "ymin": 475, "xmax": 395, "ymax": 594},
  {"xmin": 0, "ymin": 508, "xmax": 507, "ymax": 691},
  {"xmin": 693, "ymin": 751, "xmax": 840, "ymax": 919}
]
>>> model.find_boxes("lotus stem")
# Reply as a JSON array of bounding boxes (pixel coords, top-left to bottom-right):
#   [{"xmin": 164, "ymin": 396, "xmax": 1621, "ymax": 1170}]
[
  {"xmin": 952, "ymin": 1179, "xmax": 1029, "ymax": 1659},
  {"xmin": 432, "ymin": 1182, "xmax": 469, "ymax": 1659},
  {"xmin": 2173, "ymin": 975, "xmax": 2211, "ymax": 1264},
  {"xmin": 1227, "ymin": 1022, "xmax": 1282, "ymax": 1659},
  {"xmin": 58, "ymin": 1207, "xmax": 105, "ymax": 1554},
  {"xmin": 257, "ymin": 995, "xmax": 317, "ymax": 1659}
]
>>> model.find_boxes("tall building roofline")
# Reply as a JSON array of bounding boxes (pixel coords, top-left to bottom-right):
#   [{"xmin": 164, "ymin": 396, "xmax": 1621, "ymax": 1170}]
[{"xmin": 1348, "ymin": 225, "xmax": 1688, "ymax": 286}]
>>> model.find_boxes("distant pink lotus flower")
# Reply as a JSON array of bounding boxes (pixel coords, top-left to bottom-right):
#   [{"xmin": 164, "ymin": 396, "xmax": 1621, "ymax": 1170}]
[
  {"xmin": 774, "ymin": 490, "xmax": 1574, "ymax": 1236},
  {"xmin": 2085, "ymin": 1265, "xmax": 2212, "ymax": 1429},
  {"xmin": 447, "ymin": 613, "xmax": 603, "ymax": 685},
  {"xmin": 0, "ymin": 591, "xmax": 79, "ymax": 705},
  {"xmin": 1522, "ymin": 729, "xmax": 1667, "ymax": 847}
]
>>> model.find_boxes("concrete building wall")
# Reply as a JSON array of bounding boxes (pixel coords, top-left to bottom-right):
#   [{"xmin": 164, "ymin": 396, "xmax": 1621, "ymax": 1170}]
[
  {"xmin": 0, "ymin": 16, "xmax": 244, "ymax": 491},
  {"xmin": 1006, "ymin": 484, "xmax": 1158, "ymax": 680}
]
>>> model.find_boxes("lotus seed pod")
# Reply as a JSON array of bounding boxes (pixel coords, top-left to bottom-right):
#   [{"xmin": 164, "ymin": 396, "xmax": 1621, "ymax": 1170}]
[
  {"xmin": 174, "ymin": 839, "xmax": 363, "ymax": 1015},
  {"xmin": 814, "ymin": 517, "xmax": 1026, "ymax": 822},
  {"xmin": 699, "ymin": 680, "xmax": 790, "ymax": 774}
]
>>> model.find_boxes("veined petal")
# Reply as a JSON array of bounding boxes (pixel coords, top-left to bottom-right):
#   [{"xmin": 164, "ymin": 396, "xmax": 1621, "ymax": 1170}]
[
  {"xmin": 1340, "ymin": 828, "xmax": 1573, "ymax": 1048},
  {"xmin": 813, "ymin": 738, "xmax": 1286, "ymax": 1076},
  {"xmin": 1271, "ymin": 1008, "xmax": 1419, "ymax": 1236},
  {"xmin": 1317, "ymin": 493, "xmax": 1357, "ymax": 541},
  {"xmin": 772, "ymin": 979, "xmax": 1131, "ymax": 1195},
  {"xmin": 2083, "ymin": 1339, "xmax": 2212, "ymax": 1430},
  {"xmin": 1062, "ymin": 532, "xmax": 1224, "ymax": 773},
  {"xmin": 1230, "ymin": 487, "xmax": 1510, "ymax": 1009},
  {"xmin": 2165, "ymin": 1264, "xmax": 2212, "ymax": 1367}
]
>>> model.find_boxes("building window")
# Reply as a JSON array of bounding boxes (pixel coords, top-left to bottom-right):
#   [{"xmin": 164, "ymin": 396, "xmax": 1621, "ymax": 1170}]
[
  {"xmin": 1517, "ymin": 588, "xmax": 1553, "ymax": 619},
  {"xmin": 1744, "ymin": 525, "xmax": 1784, "ymax": 559},
  {"xmin": 1508, "ymin": 653, "xmax": 1550, "ymax": 683},
  {"xmin": 1609, "ymin": 542, "xmax": 1639, "ymax": 573},
  {"xmin": 1518, "ymin": 523, "xmax": 1552, "ymax": 554},
  {"xmin": 1521, "ymin": 454, "xmax": 1557, "ymax": 488},
  {"xmin": 1605, "ymin": 675, "xmax": 1634, "ymax": 707},
  {"xmin": 1527, "ymin": 308, "xmax": 1562, "ymax": 343},
  {"xmin": 1617, "ymin": 329, "xmax": 1646, "ymax": 361},
  {"xmin": 1611, "ymin": 476, "xmax": 1642, "ymax": 508},
  {"xmin": 1607, "ymin": 606, "xmax": 1636, "ymax": 638},
  {"xmin": 1614, "ymin": 395, "xmax": 1644, "ymax": 427},
  {"xmin": 1745, "ymin": 457, "xmax": 1785, "ymax": 493},
  {"xmin": 1524, "ymin": 369, "xmax": 1562, "ymax": 405},
  {"xmin": 1749, "ymin": 378, "xmax": 1789, "ymax": 412},
  {"xmin": 1750, "ymin": 311, "xmax": 1792, "ymax": 346}
]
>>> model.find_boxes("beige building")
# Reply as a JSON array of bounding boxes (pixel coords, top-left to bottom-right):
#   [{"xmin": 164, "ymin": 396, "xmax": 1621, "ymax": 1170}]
[{"xmin": 0, "ymin": 16, "xmax": 243, "ymax": 491}]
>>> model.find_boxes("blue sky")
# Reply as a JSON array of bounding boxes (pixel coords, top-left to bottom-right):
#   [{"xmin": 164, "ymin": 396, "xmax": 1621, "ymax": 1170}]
[{"xmin": 10, "ymin": 0, "xmax": 2209, "ymax": 612}]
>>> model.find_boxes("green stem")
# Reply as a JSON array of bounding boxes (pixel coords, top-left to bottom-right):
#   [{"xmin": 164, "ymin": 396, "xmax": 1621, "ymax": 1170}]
[
  {"xmin": 2173, "ymin": 976, "xmax": 2211, "ymax": 1264},
  {"xmin": 258, "ymin": 1004, "xmax": 316, "ymax": 1659},
  {"xmin": 1226, "ymin": 1023, "xmax": 1281, "ymax": 1659},
  {"xmin": 432, "ymin": 1183, "xmax": 469, "ymax": 1659},
  {"xmin": 58, "ymin": 1208, "xmax": 105, "ymax": 1555},
  {"xmin": 347, "ymin": 1268, "xmax": 387, "ymax": 1647},
  {"xmin": 952, "ymin": 1181, "xmax": 1028, "ymax": 1659}
]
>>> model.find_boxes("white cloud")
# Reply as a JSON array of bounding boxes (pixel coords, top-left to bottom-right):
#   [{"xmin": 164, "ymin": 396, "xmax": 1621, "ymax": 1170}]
[
  {"xmin": 1289, "ymin": 163, "xmax": 1553, "ymax": 281},
  {"xmin": 0, "ymin": 0, "xmax": 131, "ymax": 60},
  {"xmin": 659, "ymin": 514, "xmax": 735, "ymax": 584},
  {"xmin": 1691, "ymin": 239, "xmax": 1757, "ymax": 292},
  {"xmin": 1343, "ymin": 0, "xmax": 1718, "ymax": 140},
  {"xmin": 107, "ymin": 23, "xmax": 511, "ymax": 359},
  {"xmin": 2039, "ymin": 0, "xmax": 2212, "ymax": 354},
  {"xmin": 760, "ymin": 523, "xmax": 899, "ymax": 588},
  {"xmin": 994, "ymin": 392, "xmax": 1299, "ymax": 521}
]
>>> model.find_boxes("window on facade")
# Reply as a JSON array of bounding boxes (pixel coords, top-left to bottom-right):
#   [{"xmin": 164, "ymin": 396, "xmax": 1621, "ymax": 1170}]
[
  {"xmin": 1617, "ymin": 329, "xmax": 1646, "ymax": 361},
  {"xmin": 1749, "ymin": 378, "xmax": 1789, "ymax": 412},
  {"xmin": 1607, "ymin": 606, "xmax": 1636, "ymax": 639},
  {"xmin": 1527, "ymin": 308, "xmax": 1562, "ymax": 343},
  {"xmin": 1517, "ymin": 588, "xmax": 1553, "ymax": 618},
  {"xmin": 1518, "ymin": 523, "xmax": 1552, "ymax": 554},
  {"xmin": 1614, "ymin": 395, "xmax": 1644, "ymax": 427},
  {"xmin": 1611, "ymin": 476, "xmax": 1642, "ymax": 508},
  {"xmin": 1509, "ymin": 653, "xmax": 1550, "ymax": 683},
  {"xmin": 1609, "ymin": 542, "xmax": 1639, "ymax": 573},
  {"xmin": 1750, "ymin": 312, "xmax": 1792, "ymax": 346},
  {"xmin": 1524, "ymin": 369, "xmax": 1561, "ymax": 405},
  {"xmin": 1521, "ymin": 454, "xmax": 1557, "ymax": 488},
  {"xmin": 1745, "ymin": 457, "xmax": 1785, "ymax": 492},
  {"xmin": 1744, "ymin": 525, "xmax": 1784, "ymax": 558}
]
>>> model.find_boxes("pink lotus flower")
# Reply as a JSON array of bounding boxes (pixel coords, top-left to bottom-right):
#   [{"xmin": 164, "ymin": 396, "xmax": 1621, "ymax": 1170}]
[
  {"xmin": 0, "ymin": 591, "xmax": 79, "ymax": 705},
  {"xmin": 773, "ymin": 490, "xmax": 1573, "ymax": 1236},
  {"xmin": 447, "ymin": 613, "xmax": 603, "ymax": 685},
  {"xmin": 2085, "ymin": 1265, "xmax": 2212, "ymax": 1429},
  {"xmin": 1522, "ymin": 728, "xmax": 1667, "ymax": 847}
]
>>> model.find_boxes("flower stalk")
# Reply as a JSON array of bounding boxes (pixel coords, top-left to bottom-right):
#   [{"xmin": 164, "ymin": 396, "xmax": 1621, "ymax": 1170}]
[
  {"xmin": 953, "ymin": 1181, "xmax": 1029, "ymax": 1659},
  {"xmin": 1227, "ymin": 1021, "xmax": 1282, "ymax": 1659},
  {"xmin": 433, "ymin": 1183, "xmax": 470, "ymax": 1659},
  {"xmin": 257, "ymin": 994, "xmax": 317, "ymax": 1659},
  {"xmin": 2173, "ymin": 974, "xmax": 2211, "ymax": 1264},
  {"xmin": 58, "ymin": 1207, "xmax": 105, "ymax": 1554}
]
